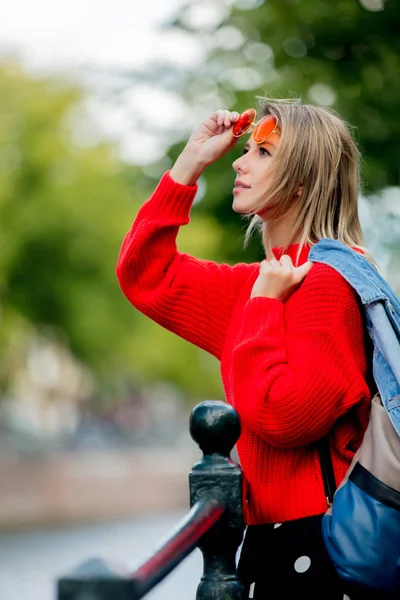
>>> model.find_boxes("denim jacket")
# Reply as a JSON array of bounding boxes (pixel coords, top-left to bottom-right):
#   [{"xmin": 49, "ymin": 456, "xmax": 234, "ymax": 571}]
[{"xmin": 309, "ymin": 239, "xmax": 400, "ymax": 437}]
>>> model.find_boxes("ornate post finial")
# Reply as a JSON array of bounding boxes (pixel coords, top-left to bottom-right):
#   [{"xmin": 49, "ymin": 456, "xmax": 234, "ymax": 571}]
[{"xmin": 189, "ymin": 400, "xmax": 241, "ymax": 457}]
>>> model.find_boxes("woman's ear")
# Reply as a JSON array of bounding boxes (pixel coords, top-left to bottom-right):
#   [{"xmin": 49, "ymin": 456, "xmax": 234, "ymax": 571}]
[{"xmin": 296, "ymin": 182, "xmax": 304, "ymax": 198}]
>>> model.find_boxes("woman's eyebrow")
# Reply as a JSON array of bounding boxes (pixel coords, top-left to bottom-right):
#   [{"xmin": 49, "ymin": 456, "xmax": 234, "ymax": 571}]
[
  {"xmin": 244, "ymin": 141, "xmax": 277, "ymax": 150},
  {"xmin": 263, "ymin": 140, "xmax": 277, "ymax": 149}
]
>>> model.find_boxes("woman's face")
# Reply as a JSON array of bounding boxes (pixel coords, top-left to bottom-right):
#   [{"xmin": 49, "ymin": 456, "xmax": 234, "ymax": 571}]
[{"xmin": 231, "ymin": 130, "xmax": 281, "ymax": 215}]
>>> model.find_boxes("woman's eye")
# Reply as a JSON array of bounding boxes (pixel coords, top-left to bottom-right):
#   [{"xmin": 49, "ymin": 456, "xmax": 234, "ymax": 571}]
[
  {"xmin": 260, "ymin": 147, "xmax": 271, "ymax": 156},
  {"xmin": 240, "ymin": 146, "xmax": 270, "ymax": 156}
]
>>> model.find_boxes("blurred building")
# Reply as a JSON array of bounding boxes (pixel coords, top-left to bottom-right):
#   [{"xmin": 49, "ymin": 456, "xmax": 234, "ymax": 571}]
[{"xmin": 4, "ymin": 334, "xmax": 92, "ymax": 439}]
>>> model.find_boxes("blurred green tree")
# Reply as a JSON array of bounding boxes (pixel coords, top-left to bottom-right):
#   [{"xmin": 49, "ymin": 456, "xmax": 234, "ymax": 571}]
[
  {"xmin": 4, "ymin": 0, "xmax": 400, "ymax": 409},
  {"xmin": 133, "ymin": 0, "xmax": 400, "ymax": 265},
  {"xmin": 0, "ymin": 62, "xmax": 225, "ymax": 402}
]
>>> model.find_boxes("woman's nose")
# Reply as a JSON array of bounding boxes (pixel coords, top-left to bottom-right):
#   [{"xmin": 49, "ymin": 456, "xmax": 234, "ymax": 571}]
[{"xmin": 232, "ymin": 154, "xmax": 247, "ymax": 173}]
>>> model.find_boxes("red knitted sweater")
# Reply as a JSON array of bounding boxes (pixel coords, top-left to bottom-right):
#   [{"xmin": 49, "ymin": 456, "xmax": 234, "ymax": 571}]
[{"xmin": 116, "ymin": 171, "xmax": 371, "ymax": 525}]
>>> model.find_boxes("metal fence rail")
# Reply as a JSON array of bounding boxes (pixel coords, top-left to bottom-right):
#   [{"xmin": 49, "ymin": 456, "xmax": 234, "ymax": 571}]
[{"xmin": 57, "ymin": 400, "xmax": 245, "ymax": 600}]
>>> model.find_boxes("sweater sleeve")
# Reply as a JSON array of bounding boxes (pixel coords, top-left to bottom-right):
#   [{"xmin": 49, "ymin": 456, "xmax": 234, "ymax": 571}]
[
  {"xmin": 231, "ymin": 263, "xmax": 370, "ymax": 448},
  {"xmin": 116, "ymin": 171, "xmax": 254, "ymax": 359}
]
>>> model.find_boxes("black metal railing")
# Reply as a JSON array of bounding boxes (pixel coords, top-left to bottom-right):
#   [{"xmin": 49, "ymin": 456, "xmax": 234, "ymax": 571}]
[{"xmin": 57, "ymin": 400, "xmax": 245, "ymax": 600}]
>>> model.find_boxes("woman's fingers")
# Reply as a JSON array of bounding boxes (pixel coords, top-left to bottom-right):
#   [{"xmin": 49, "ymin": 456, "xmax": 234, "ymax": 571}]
[
  {"xmin": 279, "ymin": 255, "xmax": 293, "ymax": 266},
  {"xmin": 253, "ymin": 255, "xmax": 313, "ymax": 301},
  {"xmin": 279, "ymin": 254, "xmax": 293, "ymax": 274},
  {"xmin": 216, "ymin": 109, "xmax": 239, "ymax": 128},
  {"xmin": 260, "ymin": 259, "xmax": 272, "ymax": 272},
  {"xmin": 293, "ymin": 260, "xmax": 313, "ymax": 283},
  {"xmin": 267, "ymin": 259, "xmax": 281, "ymax": 272},
  {"xmin": 262, "ymin": 256, "xmax": 293, "ymax": 275}
]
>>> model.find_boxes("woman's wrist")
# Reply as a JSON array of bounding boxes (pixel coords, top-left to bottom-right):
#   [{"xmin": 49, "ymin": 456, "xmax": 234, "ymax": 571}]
[{"xmin": 170, "ymin": 150, "xmax": 207, "ymax": 186}]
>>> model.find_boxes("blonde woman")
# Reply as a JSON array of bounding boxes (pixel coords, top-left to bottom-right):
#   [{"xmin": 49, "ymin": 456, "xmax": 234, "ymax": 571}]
[{"xmin": 116, "ymin": 101, "xmax": 379, "ymax": 599}]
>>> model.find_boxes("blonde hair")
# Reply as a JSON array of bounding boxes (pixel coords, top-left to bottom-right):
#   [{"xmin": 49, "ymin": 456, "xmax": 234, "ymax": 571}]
[{"xmin": 244, "ymin": 98, "xmax": 374, "ymax": 264}]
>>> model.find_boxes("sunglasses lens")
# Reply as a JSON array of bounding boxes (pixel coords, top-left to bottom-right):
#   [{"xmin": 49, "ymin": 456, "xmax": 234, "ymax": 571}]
[
  {"xmin": 232, "ymin": 108, "xmax": 256, "ymax": 137},
  {"xmin": 253, "ymin": 115, "xmax": 278, "ymax": 143}
]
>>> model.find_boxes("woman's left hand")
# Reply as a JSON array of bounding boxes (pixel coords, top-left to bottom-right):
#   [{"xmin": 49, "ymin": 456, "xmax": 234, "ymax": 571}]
[{"xmin": 251, "ymin": 255, "xmax": 313, "ymax": 302}]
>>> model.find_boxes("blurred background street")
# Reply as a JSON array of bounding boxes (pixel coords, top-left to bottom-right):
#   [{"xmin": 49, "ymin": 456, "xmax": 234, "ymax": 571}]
[
  {"xmin": 0, "ymin": 0, "xmax": 399, "ymax": 598},
  {"xmin": 0, "ymin": 510, "xmax": 203, "ymax": 600}
]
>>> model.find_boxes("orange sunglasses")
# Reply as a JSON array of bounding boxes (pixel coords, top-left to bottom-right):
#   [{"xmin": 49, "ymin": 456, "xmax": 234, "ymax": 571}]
[{"xmin": 232, "ymin": 108, "xmax": 279, "ymax": 144}]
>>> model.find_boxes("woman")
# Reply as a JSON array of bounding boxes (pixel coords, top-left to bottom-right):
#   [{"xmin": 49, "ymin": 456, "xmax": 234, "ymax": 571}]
[{"xmin": 116, "ymin": 100, "xmax": 376, "ymax": 599}]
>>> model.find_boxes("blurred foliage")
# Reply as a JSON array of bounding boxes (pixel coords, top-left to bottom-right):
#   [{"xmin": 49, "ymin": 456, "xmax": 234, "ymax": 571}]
[
  {"xmin": 0, "ymin": 62, "xmax": 224, "ymax": 402},
  {"xmin": 135, "ymin": 0, "xmax": 400, "ymax": 264},
  {"xmin": 2, "ymin": 0, "xmax": 400, "ymax": 410}
]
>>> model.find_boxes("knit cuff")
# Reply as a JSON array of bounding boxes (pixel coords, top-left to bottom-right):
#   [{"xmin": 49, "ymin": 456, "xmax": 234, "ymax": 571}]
[{"xmin": 146, "ymin": 170, "xmax": 199, "ymax": 218}]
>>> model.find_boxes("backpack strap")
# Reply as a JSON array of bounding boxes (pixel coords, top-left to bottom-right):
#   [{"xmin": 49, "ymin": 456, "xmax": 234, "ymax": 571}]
[{"xmin": 318, "ymin": 437, "xmax": 337, "ymax": 508}]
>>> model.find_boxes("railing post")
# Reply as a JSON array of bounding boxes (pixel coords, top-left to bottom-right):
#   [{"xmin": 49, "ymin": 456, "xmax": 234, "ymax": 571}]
[
  {"xmin": 58, "ymin": 399, "xmax": 245, "ymax": 600},
  {"xmin": 189, "ymin": 400, "xmax": 245, "ymax": 600}
]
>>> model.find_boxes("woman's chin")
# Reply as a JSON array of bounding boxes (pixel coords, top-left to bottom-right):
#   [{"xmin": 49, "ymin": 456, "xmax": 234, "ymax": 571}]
[{"xmin": 232, "ymin": 198, "xmax": 255, "ymax": 214}]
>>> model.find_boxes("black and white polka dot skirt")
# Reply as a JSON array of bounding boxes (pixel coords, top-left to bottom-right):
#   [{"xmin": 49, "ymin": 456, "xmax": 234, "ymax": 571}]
[{"xmin": 237, "ymin": 513, "xmax": 394, "ymax": 600}]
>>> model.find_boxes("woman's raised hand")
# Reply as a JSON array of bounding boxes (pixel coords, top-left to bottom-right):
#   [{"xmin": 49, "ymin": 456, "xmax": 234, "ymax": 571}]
[
  {"xmin": 185, "ymin": 109, "xmax": 240, "ymax": 164},
  {"xmin": 170, "ymin": 110, "xmax": 240, "ymax": 186},
  {"xmin": 251, "ymin": 256, "xmax": 313, "ymax": 302}
]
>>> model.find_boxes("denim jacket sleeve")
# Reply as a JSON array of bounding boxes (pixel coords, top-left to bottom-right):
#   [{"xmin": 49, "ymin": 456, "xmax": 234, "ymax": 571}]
[{"xmin": 310, "ymin": 239, "xmax": 400, "ymax": 436}]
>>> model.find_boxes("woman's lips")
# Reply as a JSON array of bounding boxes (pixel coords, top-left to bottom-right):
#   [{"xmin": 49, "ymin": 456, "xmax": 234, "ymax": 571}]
[{"xmin": 233, "ymin": 180, "xmax": 251, "ymax": 193}]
